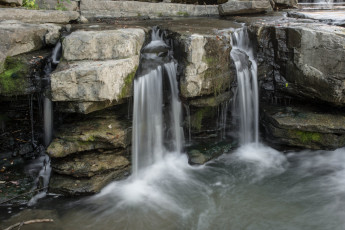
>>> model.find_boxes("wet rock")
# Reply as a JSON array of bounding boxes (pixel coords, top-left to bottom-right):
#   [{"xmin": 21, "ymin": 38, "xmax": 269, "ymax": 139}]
[
  {"xmin": 189, "ymin": 91, "xmax": 232, "ymax": 107},
  {"xmin": 18, "ymin": 143, "xmax": 33, "ymax": 156},
  {"xmin": 271, "ymin": 0, "xmax": 297, "ymax": 9},
  {"xmin": 49, "ymin": 169, "xmax": 129, "ymax": 196},
  {"xmin": 261, "ymin": 104, "xmax": 345, "ymax": 150},
  {"xmin": 62, "ymin": 29, "xmax": 145, "ymax": 61},
  {"xmin": 0, "ymin": 21, "xmax": 61, "ymax": 70},
  {"xmin": 178, "ymin": 32, "xmax": 234, "ymax": 99},
  {"xmin": 0, "ymin": 0, "xmax": 22, "ymax": 6},
  {"xmin": 0, "ymin": 8, "xmax": 79, "ymax": 23},
  {"xmin": 287, "ymin": 11, "xmax": 345, "ymax": 26},
  {"xmin": 218, "ymin": 0, "xmax": 272, "ymax": 16},
  {"xmin": 80, "ymin": 0, "xmax": 218, "ymax": 19},
  {"xmin": 187, "ymin": 142, "xmax": 233, "ymax": 164},
  {"xmin": 50, "ymin": 57, "xmax": 138, "ymax": 112},
  {"xmin": 52, "ymin": 150, "xmax": 130, "ymax": 178},
  {"xmin": 47, "ymin": 114, "xmax": 131, "ymax": 158},
  {"xmin": 255, "ymin": 23, "xmax": 345, "ymax": 106}
]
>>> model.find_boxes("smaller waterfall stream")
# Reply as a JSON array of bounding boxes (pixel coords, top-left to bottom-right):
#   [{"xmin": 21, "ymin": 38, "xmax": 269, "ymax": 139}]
[
  {"xmin": 230, "ymin": 27, "xmax": 259, "ymax": 145},
  {"xmin": 132, "ymin": 28, "xmax": 184, "ymax": 176}
]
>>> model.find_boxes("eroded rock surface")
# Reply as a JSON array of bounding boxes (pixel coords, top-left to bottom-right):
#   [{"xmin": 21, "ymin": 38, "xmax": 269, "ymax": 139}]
[
  {"xmin": 219, "ymin": 0, "xmax": 272, "ymax": 16},
  {"xmin": 261, "ymin": 104, "xmax": 345, "ymax": 149}
]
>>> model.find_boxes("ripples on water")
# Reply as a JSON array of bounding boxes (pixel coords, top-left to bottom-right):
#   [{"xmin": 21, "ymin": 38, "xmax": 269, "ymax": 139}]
[{"xmin": 10, "ymin": 144, "xmax": 343, "ymax": 230}]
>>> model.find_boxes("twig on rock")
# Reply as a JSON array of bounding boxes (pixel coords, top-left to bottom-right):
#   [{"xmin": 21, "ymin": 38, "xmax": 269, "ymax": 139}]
[{"xmin": 4, "ymin": 219, "xmax": 53, "ymax": 230}]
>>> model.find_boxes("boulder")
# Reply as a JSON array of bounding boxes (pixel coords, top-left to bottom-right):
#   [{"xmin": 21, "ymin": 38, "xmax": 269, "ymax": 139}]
[
  {"xmin": 0, "ymin": 0, "xmax": 22, "ymax": 6},
  {"xmin": 52, "ymin": 150, "xmax": 130, "ymax": 178},
  {"xmin": 47, "ymin": 114, "xmax": 131, "ymax": 158},
  {"xmin": 62, "ymin": 29, "xmax": 145, "ymax": 61},
  {"xmin": 272, "ymin": 0, "xmax": 297, "ymax": 8},
  {"xmin": 178, "ymin": 33, "xmax": 234, "ymax": 99},
  {"xmin": 50, "ymin": 57, "xmax": 138, "ymax": 110},
  {"xmin": 0, "ymin": 8, "xmax": 79, "ymax": 23},
  {"xmin": 261, "ymin": 104, "xmax": 345, "ymax": 150},
  {"xmin": 80, "ymin": 0, "xmax": 218, "ymax": 19},
  {"xmin": 218, "ymin": 0, "xmax": 272, "ymax": 16}
]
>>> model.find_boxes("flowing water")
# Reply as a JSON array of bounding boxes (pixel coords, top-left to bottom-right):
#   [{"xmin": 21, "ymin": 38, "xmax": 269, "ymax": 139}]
[
  {"xmin": 231, "ymin": 27, "xmax": 259, "ymax": 144},
  {"xmin": 132, "ymin": 28, "xmax": 183, "ymax": 176}
]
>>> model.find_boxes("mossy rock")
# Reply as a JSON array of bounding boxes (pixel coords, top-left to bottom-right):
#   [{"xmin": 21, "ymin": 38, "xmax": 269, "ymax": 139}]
[{"xmin": 0, "ymin": 57, "xmax": 28, "ymax": 96}]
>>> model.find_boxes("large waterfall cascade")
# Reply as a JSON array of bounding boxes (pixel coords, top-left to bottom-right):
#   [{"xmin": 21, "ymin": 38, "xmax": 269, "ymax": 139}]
[
  {"xmin": 132, "ymin": 28, "xmax": 184, "ymax": 176},
  {"xmin": 230, "ymin": 27, "xmax": 259, "ymax": 145}
]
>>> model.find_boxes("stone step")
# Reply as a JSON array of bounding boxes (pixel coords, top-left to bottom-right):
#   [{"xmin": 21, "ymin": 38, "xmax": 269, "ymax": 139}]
[
  {"xmin": 63, "ymin": 29, "xmax": 145, "ymax": 61},
  {"xmin": 0, "ymin": 8, "xmax": 79, "ymax": 23},
  {"xmin": 80, "ymin": 0, "xmax": 219, "ymax": 19}
]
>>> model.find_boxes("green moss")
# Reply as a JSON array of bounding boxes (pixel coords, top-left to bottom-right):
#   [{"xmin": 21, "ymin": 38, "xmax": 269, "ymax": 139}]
[
  {"xmin": 177, "ymin": 11, "xmax": 189, "ymax": 17},
  {"xmin": 204, "ymin": 56, "xmax": 217, "ymax": 66},
  {"xmin": 191, "ymin": 107, "xmax": 214, "ymax": 131},
  {"xmin": 86, "ymin": 135, "xmax": 95, "ymax": 142},
  {"xmin": 119, "ymin": 66, "xmax": 138, "ymax": 99},
  {"xmin": 294, "ymin": 130, "xmax": 321, "ymax": 143},
  {"xmin": 157, "ymin": 12, "xmax": 163, "ymax": 17},
  {"xmin": 0, "ymin": 57, "xmax": 27, "ymax": 95}
]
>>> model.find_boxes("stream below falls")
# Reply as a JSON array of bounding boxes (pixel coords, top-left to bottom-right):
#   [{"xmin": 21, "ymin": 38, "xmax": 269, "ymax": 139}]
[{"xmin": 2, "ymin": 144, "xmax": 345, "ymax": 230}]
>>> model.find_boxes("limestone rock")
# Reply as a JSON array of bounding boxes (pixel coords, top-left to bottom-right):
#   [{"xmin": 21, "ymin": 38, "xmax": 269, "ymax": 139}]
[
  {"xmin": 36, "ymin": 0, "xmax": 78, "ymax": 11},
  {"xmin": 0, "ymin": 8, "xmax": 79, "ymax": 23},
  {"xmin": 52, "ymin": 150, "xmax": 130, "ymax": 178},
  {"xmin": 62, "ymin": 29, "xmax": 145, "ymax": 61},
  {"xmin": 218, "ymin": 0, "xmax": 272, "ymax": 16},
  {"xmin": 189, "ymin": 91, "xmax": 232, "ymax": 107},
  {"xmin": 80, "ymin": 0, "xmax": 218, "ymax": 19},
  {"xmin": 261, "ymin": 104, "xmax": 345, "ymax": 150},
  {"xmin": 256, "ymin": 23, "xmax": 345, "ymax": 106},
  {"xmin": 47, "ymin": 114, "xmax": 131, "ymax": 158},
  {"xmin": 0, "ymin": 21, "xmax": 61, "ymax": 66},
  {"xmin": 273, "ymin": 0, "xmax": 297, "ymax": 8},
  {"xmin": 49, "ymin": 169, "xmax": 129, "ymax": 196},
  {"xmin": 50, "ymin": 57, "xmax": 138, "ymax": 106},
  {"xmin": 0, "ymin": 0, "xmax": 22, "ymax": 6},
  {"xmin": 179, "ymin": 33, "xmax": 234, "ymax": 99}
]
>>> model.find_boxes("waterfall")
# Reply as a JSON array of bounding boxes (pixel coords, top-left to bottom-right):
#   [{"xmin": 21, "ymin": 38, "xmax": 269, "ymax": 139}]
[
  {"xmin": 132, "ymin": 28, "xmax": 184, "ymax": 176},
  {"xmin": 231, "ymin": 27, "xmax": 259, "ymax": 145}
]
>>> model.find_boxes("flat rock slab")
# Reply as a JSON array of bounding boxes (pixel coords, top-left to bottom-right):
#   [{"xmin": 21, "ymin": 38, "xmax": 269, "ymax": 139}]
[
  {"xmin": 262, "ymin": 104, "xmax": 345, "ymax": 150},
  {"xmin": 288, "ymin": 11, "xmax": 345, "ymax": 26},
  {"xmin": 51, "ymin": 57, "xmax": 138, "ymax": 103},
  {"xmin": 63, "ymin": 29, "xmax": 145, "ymax": 61},
  {"xmin": 0, "ymin": 8, "xmax": 79, "ymax": 23},
  {"xmin": 52, "ymin": 150, "xmax": 130, "ymax": 178},
  {"xmin": 47, "ymin": 114, "xmax": 131, "ymax": 158},
  {"xmin": 80, "ymin": 0, "xmax": 218, "ymax": 19},
  {"xmin": 218, "ymin": 0, "xmax": 272, "ymax": 16},
  {"xmin": 49, "ymin": 169, "xmax": 129, "ymax": 195}
]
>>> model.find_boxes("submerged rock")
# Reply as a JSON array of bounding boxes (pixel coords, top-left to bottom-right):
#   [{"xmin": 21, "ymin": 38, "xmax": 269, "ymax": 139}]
[{"xmin": 261, "ymin": 104, "xmax": 345, "ymax": 150}]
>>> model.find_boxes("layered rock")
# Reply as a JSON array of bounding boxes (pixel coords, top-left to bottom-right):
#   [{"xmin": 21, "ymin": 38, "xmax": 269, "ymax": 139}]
[
  {"xmin": 219, "ymin": 0, "xmax": 272, "ymax": 16},
  {"xmin": 261, "ymin": 104, "xmax": 345, "ymax": 150},
  {"xmin": 51, "ymin": 28, "xmax": 145, "ymax": 113},
  {"xmin": 0, "ymin": 8, "xmax": 79, "ymax": 23},
  {"xmin": 80, "ymin": 0, "xmax": 218, "ymax": 19},
  {"xmin": 270, "ymin": 0, "xmax": 297, "ymax": 9},
  {"xmin": 47, "ymin": 112, "xmax": 131, "ymax": 195},
  {"xmin": 255, "ymin": 22, "xmax": 345, "ymax": 107},
  {"xmin": 36, "ymin": 0, "xmax": 78, "ymax": 11}
]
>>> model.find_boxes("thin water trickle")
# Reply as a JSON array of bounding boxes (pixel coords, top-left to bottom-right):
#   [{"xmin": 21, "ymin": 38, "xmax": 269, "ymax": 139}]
[{"xmin": 230, "ymin": 27, "xmax": 259, "ymax": 145}]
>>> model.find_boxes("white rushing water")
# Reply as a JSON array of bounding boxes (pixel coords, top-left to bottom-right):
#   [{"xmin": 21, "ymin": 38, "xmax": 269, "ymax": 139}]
[
  {"xmin": 132, "ymin": 28, "xmax": 184, "ymax": 176},
  {"xmin": 230, "ymin": 27, "xmax": 259, "ymax": 144}
]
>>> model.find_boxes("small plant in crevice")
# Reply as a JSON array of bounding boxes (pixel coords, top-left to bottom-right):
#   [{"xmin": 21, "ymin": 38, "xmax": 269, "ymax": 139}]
[
  {"xmin": 23, "ymin": 0, "xmax": 39, "ymax": 9},
  {"xmin": 55, "ymin": 0, "xmax": 71, "ymax": 10}
]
